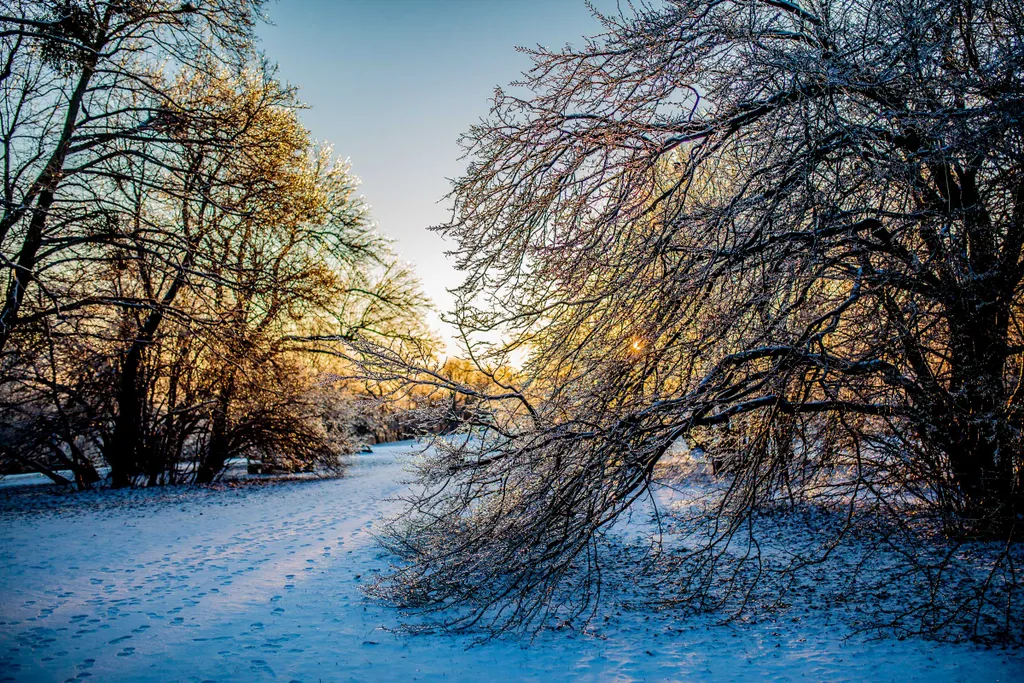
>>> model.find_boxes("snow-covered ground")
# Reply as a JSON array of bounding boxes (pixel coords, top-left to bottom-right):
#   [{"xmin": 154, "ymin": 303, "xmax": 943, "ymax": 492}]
[{"xmin": 1, "ymin": 441, "xmax": 1021, "ymax": 682}]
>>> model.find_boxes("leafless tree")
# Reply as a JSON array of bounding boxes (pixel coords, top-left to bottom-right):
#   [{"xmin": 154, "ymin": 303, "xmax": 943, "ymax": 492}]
[
  {"xmin": 0, "ymin": 0, "xmax": 265, "ymax": 481},
  {"xmin": 0, "ymin": 1, "xmax": 436, "ymax": 487},
  {"xmin": 0, "ymin": 0, "xmax": 264, "ymax": 354},
  {"xmin": 369, "ymin": 0, "xmax": 1024, "ymax": 643}
]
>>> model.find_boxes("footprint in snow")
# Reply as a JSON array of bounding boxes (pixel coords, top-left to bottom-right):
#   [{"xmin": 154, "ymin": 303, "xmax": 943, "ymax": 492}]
[{"xmin": 249, "ymin": 659, "xmax": 275, "ymax": 676}]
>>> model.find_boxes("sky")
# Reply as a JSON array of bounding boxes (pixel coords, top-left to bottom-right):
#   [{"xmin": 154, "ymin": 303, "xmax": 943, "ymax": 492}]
[{"xmin": 257, "ymin": 0, "xmax": 609, "ymax": 351}]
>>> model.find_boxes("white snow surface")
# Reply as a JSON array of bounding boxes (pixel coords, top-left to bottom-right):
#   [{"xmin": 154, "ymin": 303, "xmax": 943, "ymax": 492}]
[{"xmin": 1, "ymin": 441, "xmax": 1021, "ymax": 682}]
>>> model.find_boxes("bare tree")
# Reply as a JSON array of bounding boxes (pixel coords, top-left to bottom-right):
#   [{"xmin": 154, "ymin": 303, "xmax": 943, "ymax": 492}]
[
  {"xmin": 80, "ymin": 67, "xmax": 430, "ymax": 486},
  {"xmin": 0, "ymin": 0, "xmax": 265, "ymax": 355},
  {"xmin": 0, "ymin": 2, "xmax": 436, "ymax": 487},
  {"xmin": 369, "ymin": 0, "xmax": 1024, "ymax": 642}
]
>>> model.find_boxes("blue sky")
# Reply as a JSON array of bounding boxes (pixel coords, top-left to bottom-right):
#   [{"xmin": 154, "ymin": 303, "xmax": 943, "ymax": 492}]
[{"xmin": 258, "ymin": 0, "xmax": 607, "ymax": 349}]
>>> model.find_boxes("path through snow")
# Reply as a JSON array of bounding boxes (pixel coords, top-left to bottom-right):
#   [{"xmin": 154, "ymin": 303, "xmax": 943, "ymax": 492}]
[{"xmin": 1, "ymin": 442, "xmax": 1022, "ymax": 682}]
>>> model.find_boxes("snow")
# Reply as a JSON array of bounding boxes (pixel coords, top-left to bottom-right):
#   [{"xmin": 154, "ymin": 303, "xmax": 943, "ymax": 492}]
[{"xmin": 1, "ymin": 441, "xmax": 1021, "ymax": 682}]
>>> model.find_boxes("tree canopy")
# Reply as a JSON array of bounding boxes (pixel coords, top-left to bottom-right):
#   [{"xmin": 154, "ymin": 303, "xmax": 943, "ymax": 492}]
[
  {"xmin": 0, "ymin": 0, "xmax": 433, "ymax": 486},
  {"xmin": 369, "ymin": 0, "xmax": 1024, "ymax": 642}
]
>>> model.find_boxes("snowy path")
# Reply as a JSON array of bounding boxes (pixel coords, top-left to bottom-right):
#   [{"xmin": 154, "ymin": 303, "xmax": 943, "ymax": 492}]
[{"xmin": 1, "ymin": 442, "xmax": 1022, "ymax": 682}]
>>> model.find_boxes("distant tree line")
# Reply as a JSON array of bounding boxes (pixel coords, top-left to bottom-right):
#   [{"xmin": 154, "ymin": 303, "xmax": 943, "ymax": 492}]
[{"xmin": 0, "ymin": 0, "xmax": 432, "ymax": 487}]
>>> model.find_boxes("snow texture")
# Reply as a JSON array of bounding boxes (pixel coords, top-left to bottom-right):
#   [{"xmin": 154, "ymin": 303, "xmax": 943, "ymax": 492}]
[{"xmin": 1, "ymin": 441, "xmax": 1021, "ymax": 682}]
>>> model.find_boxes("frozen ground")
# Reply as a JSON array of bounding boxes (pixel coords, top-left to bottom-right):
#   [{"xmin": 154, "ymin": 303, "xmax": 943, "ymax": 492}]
[{"xmin": 1, "ymin": 441, "xmax": 1021, "ymax": 682}]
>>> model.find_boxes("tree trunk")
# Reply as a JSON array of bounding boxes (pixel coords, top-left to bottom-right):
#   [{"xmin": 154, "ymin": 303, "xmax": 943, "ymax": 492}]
[
  {"xmin": 108, "ymin": 343, "xmax": 145, "ymax": 488},
  {"xmin": 196, "ymin": 374, "xmax": 236, "ymax": 484},
  {"xmin": 64, "ymin": 439, "xmax": 101, "ymax": 489},
  {"xmin": 4, "ymin": 447, "xmax": 73, "ymax": 487},
  {"xmin": 943, "ymin": 294, "xmax": 1018, "ymax": 534}
]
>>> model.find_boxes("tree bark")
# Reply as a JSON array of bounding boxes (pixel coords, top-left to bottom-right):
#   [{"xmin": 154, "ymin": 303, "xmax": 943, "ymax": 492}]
[
  {"xmin": 195, "ymin": 374, "xmax": 235, "ymax": 485},
  {"xmin": 942, "ymin": 279, "xmax": 1018, "ymax": 533},
  {"xmin": 108, "ymin": 340, "xmax": 146, "ymax": 488}
]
